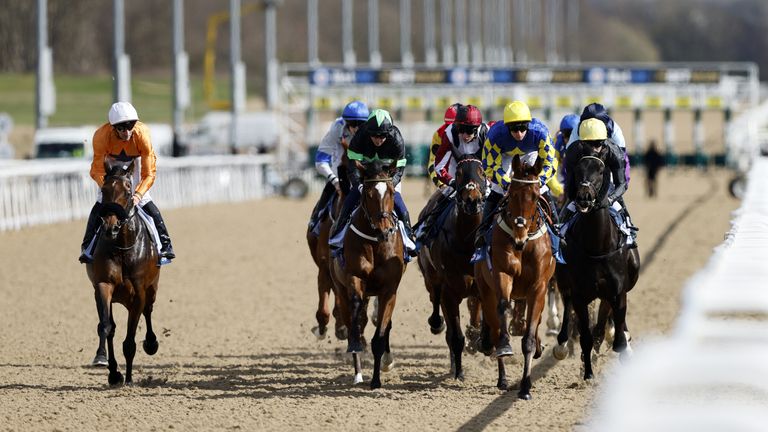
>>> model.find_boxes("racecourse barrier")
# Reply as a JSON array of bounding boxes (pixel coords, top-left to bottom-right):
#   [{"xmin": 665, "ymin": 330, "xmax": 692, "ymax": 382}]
[
  {"xmin": 0, "ymin": 154, "xmax": 274, "ymax": 231},
  {"xmin": 590, "ymin": 156, "xmax": 768, "ymax": 431}
]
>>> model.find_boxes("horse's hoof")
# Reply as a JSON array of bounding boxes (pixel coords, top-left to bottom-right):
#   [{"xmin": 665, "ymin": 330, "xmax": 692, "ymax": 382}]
[
  {"xmin": 381, "ymin": 352, "xmax": 395, "ymax": 372},
  {"xmin": 108, "ymin": 371, "xmax": 124, "ymax": 387},
  {"xmin": 428, "ymin": 316, "xmax": 446, "ymax": 334},
  {"xmin": 497, "ymin": 380, "xmax": 508, "ymax": 391},
  {"xmin": 495, "ymin": 344, "xmax": 513, "ymax": 358},
  {"xmin": 517, "ymin": 391, "xmax": 532, "ymax": 400},
  {"xmin": 370, "ymin": 378, "xmax": 382, "ymax": 390},
  {"xmin": 353, "ymin": 373, "xmax": 364, "ymax": 385},
  {"xmin": 91, "ymin": 354, "xmax": 108, "ymax": 367},
  {"xmin": 553, "ymin": 344, "xmax": 568, "ymax": 361},
  {"xmin": 143, "ymin": 339, "xmax": 159, "ymax": 355},
  {"xmin": 455, "ymin": 370, "xmax": 465, "ymax": 381},
  {"xmin": 583, "ymin": 371, "xmax": 594, "ymax": 381},
  {"xmin": 546, "ymin": 328, "xmax": 559, "ymax": 337},
  {"xmin": 465, "ymin": 342, "xmax": 477, "ymax": 355},
  {"xmin": 311, "ymin": 325, "xmax": 327, "ymax": 340},
  {"xmin": 335, "ymin": 325, "xmax": 348, "ymax": 341}
]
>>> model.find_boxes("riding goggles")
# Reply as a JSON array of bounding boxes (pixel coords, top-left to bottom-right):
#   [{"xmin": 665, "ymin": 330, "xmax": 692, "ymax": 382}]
[
  {"xmin": 507, "ymin": 122, "xmax": 529, "ymax": 133},
  {"xmin": 346, "ymin": 120, "xmax": 365, "ymax": 128},
  {"xmin": 456, "ymin": 124, "xmax": 479, "ymax": 135},
  {"xmin": 114, "ymin": 121, "xmax": 136, "ymax": 132}
]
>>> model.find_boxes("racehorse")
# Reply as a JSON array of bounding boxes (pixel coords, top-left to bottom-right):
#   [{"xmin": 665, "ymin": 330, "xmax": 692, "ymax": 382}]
[
  {"xmin": 553, "ymin": 152, "xmax": 640, "ymax": 379},
  {"xmin": 474, "ymin": 155, "xmax": 556, "ymax": 399},
  {"xmin": 86, "ymin": 157, "xmax": 161, "ymax": 386},
  {"xmin": 329, "ymin": 160, "xmax": 406, "ymax": 389},
  {"xmin": 417, "ymin": 153, "xmax": 486, "ymax": 379},
  {"xmin": 307, "ymin": 176, "xmax": 348, "ymax": 341}
]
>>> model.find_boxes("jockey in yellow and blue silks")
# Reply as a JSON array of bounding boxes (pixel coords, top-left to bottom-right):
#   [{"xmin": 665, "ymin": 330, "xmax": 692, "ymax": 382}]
[
  {"xmin": 329, "ymin": 109, "xmax": 417, "ymax": 256},
  {"xmin": 473, "ymin": 100, "xmax": 557, "ymax": 252}
]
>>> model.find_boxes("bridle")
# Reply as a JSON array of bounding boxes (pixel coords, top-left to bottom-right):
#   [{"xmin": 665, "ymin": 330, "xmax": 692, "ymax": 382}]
[
  {"xmin": 496, "ymin": 175, "xmax": 546, "ymax": 251},
  {"xmin": 351, "ymin": 176, "xmax": 398, "ymax": 242},
  {"xmin": 454, "ymin": 157, "xmax": 486, "ymax": 215},
  {"xmin": 575, "ymin": 155, "xmax": 606, "ymax": 212},
  {"xmin": 100, "ymin": 174, "xmax": 138, "ymax": 248}
]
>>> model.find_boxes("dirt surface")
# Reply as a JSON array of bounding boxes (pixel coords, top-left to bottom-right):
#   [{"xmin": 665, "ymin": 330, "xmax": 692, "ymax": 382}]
[{"xmin": 0, "ymin": 168, "xmax": 738, "ymax": 431}]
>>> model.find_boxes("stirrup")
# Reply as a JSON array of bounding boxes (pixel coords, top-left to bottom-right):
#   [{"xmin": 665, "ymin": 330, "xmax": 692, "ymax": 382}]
[{"xmin": 78, "ymin": 253, "xmax": 93, "ymax": 264}]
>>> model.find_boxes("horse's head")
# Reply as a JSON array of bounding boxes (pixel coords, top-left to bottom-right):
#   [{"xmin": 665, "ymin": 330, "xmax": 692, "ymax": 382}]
[
  {"xmin": 356, "ymin": 159, "xmax": 397, "ymax": 240},
  {"xmin": 504, "ymin": 154, "xmax": 543, "ymax": 250},
  {"xmin": 453, "ymin": 153, "xmax": 486, "ymax": 215},
  {"xmin": 573, "ymin": 153, "xmax": 607, "ymax": 213},
  {"xmin": 99, "ymin": 157, "xmax": 136, "ymax": 239}
]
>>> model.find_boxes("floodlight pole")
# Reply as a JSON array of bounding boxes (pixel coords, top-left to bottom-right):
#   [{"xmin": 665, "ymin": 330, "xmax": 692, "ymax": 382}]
[
  {"xmin": 172, "ymin": 0, "xmax": 190, "ymax": 156},
  {"xmin": 113, "ymin": 0, "xmax": 131, "ymax": 102}
]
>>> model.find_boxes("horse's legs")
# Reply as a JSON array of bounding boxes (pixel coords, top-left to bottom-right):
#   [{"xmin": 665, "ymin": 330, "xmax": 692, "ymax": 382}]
[
  {"xmin": 312, "ymin": 268, "xmax": 333, "ymax": 339},
  {"xmin": 496, "ymin": 357, "xmax": 508, "ymax": 391},
  {"xmin": 352, "ymin": 353, "xmax": 363, "ymax": 385},
  {"xmin": 123, "ymin": 302, "xmax": 143, "ymax": 385},
  {"xmin": 106, "ymin": 303, "xmax": 123, "ymax": 386},
  {"xmin": 464, "ymin": 294, "xmax": 482, "ymax": 354},
  {"xmin": 546, "ymin": 278, "xmax": 561, "ymax": 336},
  {"xmin": 442, "ymin": 291, "xmax": 464, "ymax": 380},
  {"xmin": 509, "ymin": 300, "xmax": 526, "ymax": 336},
  {"xmin": 609, "ymin": 292, "xmax": 630, "ymax": 360},
  {"xmin": 553, "ymin": 286, "xmax": 572, "ymax": 360},
  {"xmin": 427, "ymin": 283, "xmax": 445, "ymax": 334},
  {"xmin": 592, "ymin": 299, "xmax": 611, "ymax": 353},
  {"xmin": 574, "ymin": 298, "xmax": 595, "ymax": 380},
  {"xmin": 92, "ymin": 289, "xmax": 109, "ymax": 367},
  {"xmin": 142, "ymin": 302, "xmax": 159, "ymax": 355},
  {"xmin": 518, "ymin": 283, "xmax": 547, "ymax": 400},
  {"xmin": 96, "ymin": 283, "xmax": 122, "ymax": 385},
  {"xmin": 346, "ymin": 290, "xmax": 365, "ymax": 353},
  {"xmin": 371, "ymin": 293, "xmax": 397, "ymax": 389},
  {"xmin": 476, "ymin": 273, "xmax": 500, "ymax": 357}
]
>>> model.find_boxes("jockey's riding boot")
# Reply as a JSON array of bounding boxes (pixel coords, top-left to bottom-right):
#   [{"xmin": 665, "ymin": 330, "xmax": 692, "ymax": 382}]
[
  {"xmin": 546, "ymin": 192, "xmax": 561, "ymax": 225},
  {"xmin": 142, "ymin": 201, "xmax": 176, "ymax": 260},
  {"xmin": 329, "ymin": 190, "xmax": 358, "ymax": 246},
  {"xmin": 308, "ymin": 181, "xmax": 335, "ymax": 231},
  {"xmin": 78, "ymin": 202, "xmax": 102, "ymax": 264},
  {"xmin": 559, "ymin": 205, "xmax": 575, "ymax": 226}
]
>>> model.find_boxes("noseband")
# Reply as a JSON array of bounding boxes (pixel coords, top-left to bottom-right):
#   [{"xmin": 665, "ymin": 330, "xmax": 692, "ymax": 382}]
[
  {"xmin": 498, "ymin": 175, "xmax": 544, "ymax": 251},
  {"xmin": 576, "ymin": 156, "xmax": 606, "ymax": 211},
  {"xmin": 455, "ymin": 158, "xmax": 486, "ymax": 214},
  {"xmin": 354, "ymin": 177, "xmax": 397, "ymax": 242},
  {"xmin": 100, "ymin": 175, "xmax": 137, "ymax": 245}
]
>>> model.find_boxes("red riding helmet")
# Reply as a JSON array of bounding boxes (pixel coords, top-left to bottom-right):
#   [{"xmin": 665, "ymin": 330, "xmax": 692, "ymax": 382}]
[
  {"xmin": 454, "ymin": 104, "xmax": 482, "ymax": 126},
  {"xmin": 444, "ymin": 103, "xmax": 461, "ymax": 123}
]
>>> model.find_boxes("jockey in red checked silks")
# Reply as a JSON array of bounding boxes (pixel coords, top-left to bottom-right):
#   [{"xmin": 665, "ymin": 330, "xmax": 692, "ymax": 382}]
[{"xmin": 328, "ymin": 109, "xmax": 417, "ymax": 257}]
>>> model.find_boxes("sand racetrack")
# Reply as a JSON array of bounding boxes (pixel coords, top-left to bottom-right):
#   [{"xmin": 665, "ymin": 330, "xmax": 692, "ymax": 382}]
[{"xmin": 0, "ymin": 168, "xmax": 738, "ymax": 431}]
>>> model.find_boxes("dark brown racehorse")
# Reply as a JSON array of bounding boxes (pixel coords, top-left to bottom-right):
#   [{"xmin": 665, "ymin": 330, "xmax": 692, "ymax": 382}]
[
  {"xmin": 330, "ymin": 160, "xmax": 405, "ymax": 389},
  {"xmin": 86, "ymin": 157, "xmax": 161, "ymax": 386},
  {"xmin": 307, "ymin": 178, "xmax": 347, "ymax": 341},
  {"xmin": 417, "ymin": 154, "xmax": 486, "ymax": 379},
  {"xmin": 553, "ymin": 153, "xmax": 640, "ymax": 379},
  {"xmin": 474, "ymin": 155, "xmax": 556, "ymax": 399}
]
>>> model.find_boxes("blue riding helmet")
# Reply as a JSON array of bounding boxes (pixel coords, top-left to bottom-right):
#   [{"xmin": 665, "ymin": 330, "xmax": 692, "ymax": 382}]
[
  {"xmin": 559, "ymin": 114, "xmax": 579, "ymax": 132},
  {"xmin": 342, "ymin": 100, "xmax": 370, "ymax": 121}
]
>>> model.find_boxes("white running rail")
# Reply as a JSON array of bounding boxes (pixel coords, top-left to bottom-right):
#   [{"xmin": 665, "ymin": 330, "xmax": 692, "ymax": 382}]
[
  {"xmin": 590, "ymin": 156, "xmax": 768, "ymax": 432},
  {"xmin": 0, "ymin": 154, "xmax": 274, "ymax": 231}
]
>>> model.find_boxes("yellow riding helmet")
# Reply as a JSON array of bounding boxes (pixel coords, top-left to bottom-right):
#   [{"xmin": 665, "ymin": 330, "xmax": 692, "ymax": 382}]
[
  {"xmin": 503, "ymin": 101, "xmax": 532, "ymax": 124},
  {"xmin": 578, "ymin": 118, "xmax": 608, "ymax": 141}
]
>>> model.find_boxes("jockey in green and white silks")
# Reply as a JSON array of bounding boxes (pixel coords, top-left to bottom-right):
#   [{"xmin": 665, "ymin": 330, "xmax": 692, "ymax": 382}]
[{"xmin": 328, "ymin": 109, "xmax": 416, "ymax": 255}]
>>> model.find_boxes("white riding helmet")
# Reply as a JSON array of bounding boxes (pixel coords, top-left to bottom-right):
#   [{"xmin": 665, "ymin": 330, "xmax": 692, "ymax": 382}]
[{"xmin": 108, "ymin": 102, "xmax": 139, "ymax": 125}]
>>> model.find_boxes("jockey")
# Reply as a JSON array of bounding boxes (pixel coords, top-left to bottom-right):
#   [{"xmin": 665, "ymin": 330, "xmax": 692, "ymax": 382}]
[
  {"xmin": 78, "ymin": 102, "xmax": 175, "ymax": 264},
  {"xmin": 307, "ymin": 100, "xmax": 369, "ymax": 232},
  {"xmin": 427, "ymin": 103, "xmax": 461, "ymax": 187},
  {"xmin": 547, "ymin": 113, "xmax": 580, "ymax": 206},
  {"xmin": 416, "ymin": 105, "xmax": 490, "ymax": 245},
  {"xmin": 567, "ymin": 102, "xmax": 631, "ymax": 185},
  {"xmin": 473, "ymin": 101, "xmax": 556, "ymax": 254},
  {"xmin": 329, "ymin": 109, "xmax": 417, "ymax": 255},
  {"xmin": 561, "ymin": 118, "xmax": 637, "ymax": 244}
]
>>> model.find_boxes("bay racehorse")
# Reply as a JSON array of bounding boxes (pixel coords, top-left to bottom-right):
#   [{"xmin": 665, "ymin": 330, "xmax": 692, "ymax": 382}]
[
  {"xmin": 474, "ymin": 155, "xmax": 556, "ymax": 399},
  {"xmin": 329, "ymin": 160, "xmax": 405, "ymax": 389},
  {"xmin": 417, "ymin": 153, "xmax": 486, "ymax": 379},
  {"xmin": 553, "ymin": 153, "xmax": 640, "ymax": 379},
  {"xmin": 86, "ymin": 157, "xmax": 161, "ymax": 386},
  {"xmin": 307, "ymin": 175, "xmax": 348, "ymax": 341}
]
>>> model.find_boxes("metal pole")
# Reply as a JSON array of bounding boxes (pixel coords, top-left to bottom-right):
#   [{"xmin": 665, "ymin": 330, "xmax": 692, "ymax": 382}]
[
  {"xmin": 172, "ymin": 0, "xmax": 189, "ymax": 156},
  {"xmin": 469, "ymin": 0, "xmax": 482, "ymax": 64},
  {"xmin": 342, "ymin": 0, "xmax": 356, "ymax": 67},
  {"xmin": 400, "ymin": 0, "xmax": 414, "ymax": 67},
  {"xmin": 230, "ymin": 0, "xmax": 242, "ymax": 152},
  {"xmin": 545, "ymin": 0, "xmax": 558, "ymax": 64},
  {"xmin": 307, "ymin": 0, "xmax": 319, "ymax": 66},
  {"xmin": 569, "ymin": 0, "xmax": 580, "ymax": 63},
  {"xmin": 455, "ymin": 0, "xmax": 467, "ymax": 65},
  {"xmin": 440, "ymin": 0, "xmax": 453, "ymax": 65},
  {"xmin": 498, "ymin": 0, "xmax": 509, "ymax": 65},
  {"xmin": 514, "ymin": 0, "xmax": 527, "ymax": 64},
  {"xmin": 113, "ymin": 0, "xmax": 130, "ymax": 102},
  {"xmin": 36, "ymin": 0, "xmax": 48, "ymax": 129},
  {"xmin": 368, "ymin": 0, "xmax": 381, "ymax": 67},
  {"xmin": 265, "ymin": 0, "xmax": 278, "ymax": 109},
  {"xmin": 424, "ymin": 0, "xmax": 437, "ymax": 66},
  {"xmin": 483, "ymin": 0, "xmax": 494, "ymax": 65}
]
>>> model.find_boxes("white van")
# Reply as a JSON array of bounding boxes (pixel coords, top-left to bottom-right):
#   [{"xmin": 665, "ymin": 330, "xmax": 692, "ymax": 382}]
[
  {"xmin": 33, "ymin": 123, "xmax": 172, "ymax": 159},
  {"xmin": 33, "ymin": 126, "xmax": 96, "ymax": 159}
]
